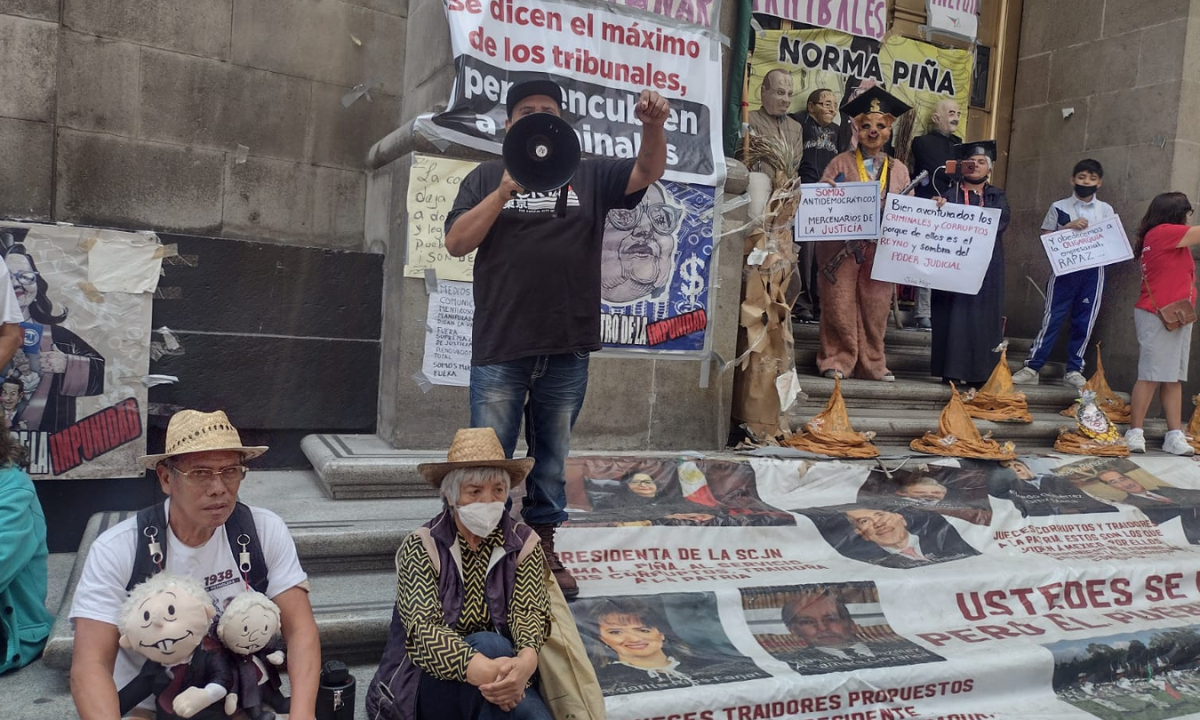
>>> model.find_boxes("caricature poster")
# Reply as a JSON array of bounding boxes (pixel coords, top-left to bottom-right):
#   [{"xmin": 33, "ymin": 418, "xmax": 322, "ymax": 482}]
[
  {"xmin": 598, "ymin": 181, "xmax": 716, "ymax": 354},
  {"xmin": 0, "ymin": 222, "xmax": 155, "ymax": 479}
]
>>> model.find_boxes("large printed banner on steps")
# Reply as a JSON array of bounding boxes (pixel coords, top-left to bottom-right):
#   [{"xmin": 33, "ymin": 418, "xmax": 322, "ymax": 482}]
[
  {"xmin": 428, "ymin": 0, "xmax": 725, "ymax": 186},
  {"xmin": 552, "ymin": 453, "xmax": 1200, "ymax": 720},
  {"xmin": 0, "ymin": 222, "xmax": 155, "ymax": 479}
]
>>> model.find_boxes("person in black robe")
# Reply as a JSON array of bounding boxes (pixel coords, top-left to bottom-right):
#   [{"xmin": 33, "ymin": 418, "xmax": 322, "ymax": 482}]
[{"xmin": 930, "ymin": 140, "xmax": 1010, "ymax": 386}]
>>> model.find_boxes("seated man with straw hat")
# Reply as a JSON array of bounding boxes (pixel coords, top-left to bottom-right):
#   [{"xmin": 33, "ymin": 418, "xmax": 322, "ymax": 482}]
[
  {"xmin": 68, "ymin": 410, "xmax": 320, "ymax": 720},
  {"xmin": 366, "ymin": 427, "xmax": 554, "ymax": 720}
]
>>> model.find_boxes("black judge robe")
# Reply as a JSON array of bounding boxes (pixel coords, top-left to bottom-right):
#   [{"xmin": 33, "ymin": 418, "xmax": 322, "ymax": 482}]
[{"xmin": 930, "ymin": 184, "xmax": 1010, "ymax": 385}]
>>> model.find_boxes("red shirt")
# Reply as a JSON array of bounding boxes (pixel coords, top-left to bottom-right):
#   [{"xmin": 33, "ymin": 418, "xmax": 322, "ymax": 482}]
[{"xmin": 1137, "ymin": 224, "xmax": 1197, "ymax": 312}]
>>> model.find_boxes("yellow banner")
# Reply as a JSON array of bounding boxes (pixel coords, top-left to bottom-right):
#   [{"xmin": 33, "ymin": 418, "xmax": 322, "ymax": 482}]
[{"xmin": 749, "ymin": 29, "xmax": 974, "ymax": 152}]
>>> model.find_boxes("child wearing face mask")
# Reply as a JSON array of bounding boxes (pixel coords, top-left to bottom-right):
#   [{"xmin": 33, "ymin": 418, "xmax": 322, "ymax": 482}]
[{"xmin": 1013, "ymin": 159, "xmax": 1113, "ymax": 390}]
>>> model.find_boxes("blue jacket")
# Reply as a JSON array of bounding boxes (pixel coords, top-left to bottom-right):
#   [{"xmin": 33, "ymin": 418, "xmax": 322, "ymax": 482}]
[{"xmin": 0, "ymin": 465, "xmax": 52, "ymax": 674}]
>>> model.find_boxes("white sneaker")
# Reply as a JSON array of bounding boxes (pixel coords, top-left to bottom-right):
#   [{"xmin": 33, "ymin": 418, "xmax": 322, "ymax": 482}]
[
  {"xmin": 1063, "ymin": 371, "xmax": 1087, "ymax": 389},
  {"xmin": 1125, "ymin": 428, "xmax": 1146, "ymax": 453},
  {"xmin": 1011, "ymin": 366, "xmax": 1039, "ymax": 385},
  {"xmin": 1163, "ymin": 431, "xmax": 1196, "ymax": 457}
]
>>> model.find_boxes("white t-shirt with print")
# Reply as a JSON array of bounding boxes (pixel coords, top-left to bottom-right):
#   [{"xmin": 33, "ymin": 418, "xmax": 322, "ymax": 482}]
[{"xmin": 69, "ymin": 499, "xmax": 308, "ymax": 700}]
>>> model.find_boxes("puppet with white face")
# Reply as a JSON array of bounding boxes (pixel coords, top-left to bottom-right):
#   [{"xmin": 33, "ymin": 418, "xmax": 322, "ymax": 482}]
[
  {"xmin": 216, "ymin": 591, "xmax": 290, "ymax": 720},
  {"xmin": 116, "ymin": 574, "xmax": 231, "ymax": 720}
]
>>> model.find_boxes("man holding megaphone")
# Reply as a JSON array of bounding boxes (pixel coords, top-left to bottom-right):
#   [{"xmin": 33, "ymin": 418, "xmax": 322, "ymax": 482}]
[{"xmin": 444, "ymin": 79, "xmax": 670, "ymax": 599}]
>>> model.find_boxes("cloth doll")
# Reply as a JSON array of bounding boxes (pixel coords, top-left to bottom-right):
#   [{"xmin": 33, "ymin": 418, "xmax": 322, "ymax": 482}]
[
  {"xmin": 116, "ymin": 574, "xmax": 232, "ymax": 720},
  {"xmin": 216, "ymin": 590, "xmax": 291, "ymax": 720}
]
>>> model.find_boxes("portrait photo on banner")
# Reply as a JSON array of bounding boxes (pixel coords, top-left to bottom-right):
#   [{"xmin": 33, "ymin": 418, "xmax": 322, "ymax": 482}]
[
  {"xmin": 0, "ymin": 223, "xmax": 152, "ymax": 479},
  {"xmin": 599, "ymin": 181, "xmax": 715, "ymax": 353},
  {"xmin": 957, "ymin": 456, "xmax": 1119, "ymax": 518},
  {"xmin": 855, "ymin": 463, "xmax": 993, "ymax": 525},
  {"xmin": 564, "ymin": 456, "xmax": 795, "ymax": 527},
  {"xmin": 1048, "ymin": 625, "xmax": 1200, "ymax": 720},
  {"xmin": 740, "ymin": 581, "xmax": 945, "ymax": 675},
  {"xmin": 574, "ymin": 591, "xmax": 770, "ymax": 696},
  {"xmin": 748, "ymin": 28, "xmax": 972, "ymax": 164},
  {"xmin": 797, "ymin": 503, "xmax": 980, "ymax": 569},
  {"xmin": 1050, "ymin": 457, "xmax": 1200, "ymax": 545}
]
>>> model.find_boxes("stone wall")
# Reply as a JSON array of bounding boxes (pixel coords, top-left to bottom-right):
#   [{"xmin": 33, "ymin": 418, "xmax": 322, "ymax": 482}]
[
  {"xmin": 0, "ymin": 0, "xmax": 407, "ymax": 249},
  {"xmin": 1004, "ymin": 0, "xmax": 1197, "ymax": 390}
]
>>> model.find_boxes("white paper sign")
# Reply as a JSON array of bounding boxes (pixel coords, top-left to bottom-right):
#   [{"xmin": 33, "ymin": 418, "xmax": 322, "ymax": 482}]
[
  {"xmin": 794, "ymin": 181, "xmax": 880, "ymax": 241},
  {"xmin": 421, "ymin": 280, "xmax": 474, "ymax": 387},
  {"xmin": 926, "ymin": 0, "xmax": 978, "ymax": 40},
  {"xmin": 1041, "ymin": 215, "xmax": 1133, "ymax": 276},
  {"xmin": 871, "ymin": 193, "xmax": 1000, "ymax": 294}
]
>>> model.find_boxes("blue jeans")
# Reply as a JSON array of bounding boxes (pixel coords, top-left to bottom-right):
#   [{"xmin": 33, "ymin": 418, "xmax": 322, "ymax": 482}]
[
  {"xmin": 416, "ymin": 632, "xmax": 552, "ymax": 720},
  {"xmin": 470, "ymin": 352, "xmax": 590, "ymax": 526}
]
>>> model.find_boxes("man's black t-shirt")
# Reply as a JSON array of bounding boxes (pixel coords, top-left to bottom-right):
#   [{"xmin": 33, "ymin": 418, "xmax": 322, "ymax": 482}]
[{"xmin": 446, "ymin": 158, "xmax": 643, "ymax": 366}]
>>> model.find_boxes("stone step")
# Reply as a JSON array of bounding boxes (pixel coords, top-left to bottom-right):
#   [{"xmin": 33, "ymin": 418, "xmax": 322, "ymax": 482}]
[
  {"xmin": 793, "ymin": 347, "xmax": 1067, "ymax": 377},
  {"xmin": 790, "ymin": 372, "xmax": 1108, "ymax": 413},
  {"xmin": 791, "ymin": 322, "xmax": 1037, "ymax": 353},
  {"xmin": 786, "ymin": 407, "xmax": 1167, "ymax": 445},
  {"xmin": 303, "ymin": 434, "xmax": 744, "ymax": 500}
]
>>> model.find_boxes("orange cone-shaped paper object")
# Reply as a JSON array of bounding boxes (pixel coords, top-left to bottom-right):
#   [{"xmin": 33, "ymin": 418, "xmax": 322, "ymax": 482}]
[
  {"xmin": 1055, "ymin": 390, "xmax": 1129, "ymax": 456},
  {"xmin": 1187, "ymin": 395, "xmax": 1200, "ymax": 452},
  {"xmin": 784, "ymin": 378, "xmax": 879, "ymax": 458},
  {"xmin": 1059, "ymin": 344, "xmax": 1131, "ymax": 424},
  {"xmin": 965, "ymin": 346, "xmax": 1033, "ymax": 423},
  {"xmin": 910, "ymin": 383, "xmax": 1016, "ymax": 460}
]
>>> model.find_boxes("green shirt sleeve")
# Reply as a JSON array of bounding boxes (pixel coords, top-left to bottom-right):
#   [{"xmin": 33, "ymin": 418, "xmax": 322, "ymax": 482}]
[
  {"xmin": 395, "ymin": 534, "xmax": 476, "ymax": 681},
  {"xmin": 507, "ymin": 542, "xmax": 551, "ymax": 653}
]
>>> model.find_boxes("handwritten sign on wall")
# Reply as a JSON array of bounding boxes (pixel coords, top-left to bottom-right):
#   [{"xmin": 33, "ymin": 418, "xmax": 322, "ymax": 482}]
[
  {"xmin": 421, "ymin": 280, "xmax": 474, "ymax": 387},
  {"xmin": 404, "ymin": 154, "xmax": 480, "ymax": 282}
]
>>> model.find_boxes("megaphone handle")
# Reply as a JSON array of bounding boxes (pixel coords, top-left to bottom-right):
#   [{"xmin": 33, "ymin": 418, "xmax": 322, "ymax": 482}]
[{"xmin": 555, "ymin": 185, "xmax": 568, "ymax": 218}]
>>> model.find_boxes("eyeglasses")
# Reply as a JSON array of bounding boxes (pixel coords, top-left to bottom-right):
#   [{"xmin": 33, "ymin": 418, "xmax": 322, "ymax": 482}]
[
  {"xmin": 609, "ymin": 203, "xmax": 683, "ymax": 234},
  {"xmin": 171, "ymin": 465, "xmax": 247, "ymax": 486},
  {"xmin": 9, "ymin": 271, "xmax": 37, "ymax": 285}
]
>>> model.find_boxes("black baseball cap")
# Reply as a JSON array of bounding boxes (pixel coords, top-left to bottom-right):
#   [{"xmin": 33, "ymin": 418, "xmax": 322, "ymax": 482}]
[{"xmin": 505, "ymin": 79, "xmax": 564, "ymax": 118}]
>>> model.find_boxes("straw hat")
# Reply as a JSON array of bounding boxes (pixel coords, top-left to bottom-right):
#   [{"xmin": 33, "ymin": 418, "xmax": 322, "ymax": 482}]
[
  {"xmin": 418, "ymin": 428, "xmax": 534, "ymax": 487},
  {"xmin": 138, "ymin": 409, "xmax": 268, "ymax": 469}
]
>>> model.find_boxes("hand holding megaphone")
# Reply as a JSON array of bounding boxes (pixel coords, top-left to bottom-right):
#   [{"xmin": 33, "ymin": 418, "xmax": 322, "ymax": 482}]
[{"xmin": 495, "ymin": 171, "xmax": 524, "ymax": 200}]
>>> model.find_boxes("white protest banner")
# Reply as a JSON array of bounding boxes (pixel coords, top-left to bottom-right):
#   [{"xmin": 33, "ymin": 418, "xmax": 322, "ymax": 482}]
[
  {"xmin": 429, "ymin": 0, "xmax": 725, "ymax": 185},
  {"xmin": 926, "ymin": 0, "xmax": 979, "ymax": 41},
  {"xmin": 1041, "ymin": 215, "xmax": 1133, "ymax": 276},
  {"xmin": 601, "ymin": 0, "xmax": 722, "ymax": 28},
  {"xmin": 548, "ymin": 452, "xmax": 1200, "ymax": 720},
  {"xmin": 750, "ymin": 0, "xmax": 887, "ymax": 40},
  {"xmin": 421, "ymin": 280, "xmax": 474, "ymax": 387},
  {"xmin": 794, "ymin": 181, "xmax": 880, "ymax": 241},
  {"xmin": 871, "ymin": 193, "xmax": 999, "ymax": 294}
]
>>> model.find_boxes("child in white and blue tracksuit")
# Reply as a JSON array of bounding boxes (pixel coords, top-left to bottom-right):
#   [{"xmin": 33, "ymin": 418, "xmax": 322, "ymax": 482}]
[{"xmin": 1014, "ymin": 159, "xmax": 1113, "ymax": 387}]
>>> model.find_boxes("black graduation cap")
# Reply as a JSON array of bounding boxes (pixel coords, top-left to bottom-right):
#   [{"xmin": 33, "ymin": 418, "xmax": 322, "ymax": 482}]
[
  {"xmin": 841, "ymin": 86, "xmax": 912, "ymax": 119},
  {"xmin": 956, "ymin": 140, "xmax": 998, "ymax": 161}
]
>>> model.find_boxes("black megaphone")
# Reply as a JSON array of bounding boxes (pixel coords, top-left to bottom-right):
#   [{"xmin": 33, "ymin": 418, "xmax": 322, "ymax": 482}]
[{"xmin": 502, "ymin": 113, "xmax": 580, "ymax": 193}]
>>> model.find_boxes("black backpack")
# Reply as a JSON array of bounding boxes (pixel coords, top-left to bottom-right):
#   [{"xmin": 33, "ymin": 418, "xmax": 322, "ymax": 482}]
[{"xmin": 125, "ymin": 501, "xmax": 269, "ymax": 593}]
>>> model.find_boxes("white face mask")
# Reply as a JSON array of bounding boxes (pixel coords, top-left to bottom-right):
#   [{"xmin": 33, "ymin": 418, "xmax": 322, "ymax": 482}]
[{"xmin": 456, "ymin": 501, "xmax": 506, "ymax": 537}]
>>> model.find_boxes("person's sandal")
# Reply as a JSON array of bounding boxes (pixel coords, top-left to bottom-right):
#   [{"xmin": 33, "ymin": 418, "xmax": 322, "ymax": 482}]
[{"xmin": 822, "ymin": 369, "xmax": 844, "ymax": 379}]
